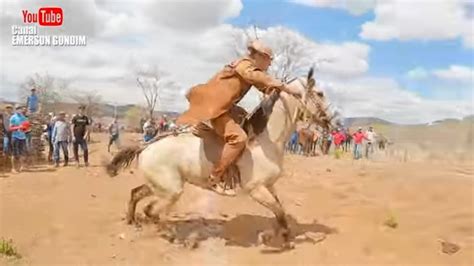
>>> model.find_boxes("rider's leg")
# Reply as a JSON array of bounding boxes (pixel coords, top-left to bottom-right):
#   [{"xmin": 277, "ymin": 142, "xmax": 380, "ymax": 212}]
[{"xmin": 209, "ymin": 112, "xmax": 247, "ymax": 183}]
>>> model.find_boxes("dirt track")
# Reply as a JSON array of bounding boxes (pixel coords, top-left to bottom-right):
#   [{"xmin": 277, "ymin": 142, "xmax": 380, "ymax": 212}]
[{"xmin": 1, "ymin": 133, "xmax": 473, "ymax": 265}]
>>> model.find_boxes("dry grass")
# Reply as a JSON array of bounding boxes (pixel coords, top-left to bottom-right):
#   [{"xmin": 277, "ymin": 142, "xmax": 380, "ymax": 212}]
[{"xmin": 0, "ymin": 238, "xmax": 21, "ymax": 259}]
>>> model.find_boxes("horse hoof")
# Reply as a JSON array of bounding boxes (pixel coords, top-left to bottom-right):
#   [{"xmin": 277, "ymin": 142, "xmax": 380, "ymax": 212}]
[
  {"xmin": 257, "ymin": 230, "xmax": 275, "ymax": 246},
  {"xmin": 283, "ymin": 241, "xmax": 295, "ymax": 250}
]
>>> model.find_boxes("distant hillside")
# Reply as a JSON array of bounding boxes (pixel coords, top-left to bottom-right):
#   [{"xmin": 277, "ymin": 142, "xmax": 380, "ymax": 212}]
[
  {"xmin": 100, "ymin": 104, "xmax": 179, "ymax": 118},
  {"xmin": 0, "ymin": 100, "xmax": 180, "ymax": 118},
  {"xmin": 343, "ymin": 117, "xmax": 394, "ymax": 128},
  {"xmin": 462, "ymin": 115, "xmax": 474, "ymax": 122}
]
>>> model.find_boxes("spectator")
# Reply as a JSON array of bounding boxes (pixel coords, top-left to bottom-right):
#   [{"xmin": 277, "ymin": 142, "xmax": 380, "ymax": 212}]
[
  {"xmin": 46, "ymin": 113, "xmax": 55, "ymax": 162},
  {"xmin": 162, "ymin": 115, "xmax": 169, "ymax": 132},
  {"xmin": 52, "ymin": 111, "xmax": 71, "ymax": 167},
  {"xmin": 168, "ymin": 119, "xmax": 177, "ymax": 131},
  {"xmin": 26, "ymin": 88, "xmax": 39, "ymax": 114},
  {"xmin": 20, "ymin": 106, "xmax": 32, "ymax": 153},
  {"xmin": 9, "ymin": 104, "xmax": 28, "ymax": 173},
  {"xmin": 288, "ymin": 130, "xmax": 298, "ymax": 154},
  {"xmin": 332, "ymin": 128, "xmax": 345, "ymax": 150},
  {"xmin": 139, "ymin": 118, "xmax": 146, "ymax": 134},
  {"xmin": 365, "ymin": 126, "xmax": 377, "ymax": 159},
  {"xmin": 143, "ymin": 118, "xmax": 157, "ymax": 143},
  {"xmin": 107, "ymin": 118, "xmax": 120, "ymax": 152},
  {"xmin": 352, "ymin": 127, "xmax": 368, "ymax": 160},
  {"xmin": 71, "ymin": 106, "xmax": 90, "ymax": 167},
  {"xmin": 2, "ymin": 105, "xmax": 13, "ymax": 158}
]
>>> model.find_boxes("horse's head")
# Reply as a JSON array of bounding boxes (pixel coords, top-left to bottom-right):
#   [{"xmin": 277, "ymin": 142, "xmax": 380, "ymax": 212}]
[{"xmin": 286, "ymin": 68, "xmax": 334, "ymax": 130}]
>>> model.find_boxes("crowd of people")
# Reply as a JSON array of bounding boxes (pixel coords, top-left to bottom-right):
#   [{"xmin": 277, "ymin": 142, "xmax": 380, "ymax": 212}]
[
  {"xmin": 141, "ymin": 115, "xmax": 178, "ymax": 143},
  {"xmin": 1, "ymin": 89, "xmax": 183, "ymax": 174},
  {"xmin": 286, "ymin": 126, "xmax": 378, "ymax": 160},
  {"xmin": 2, "ymin": 89, "xmax": 39, "ymax": 173}
]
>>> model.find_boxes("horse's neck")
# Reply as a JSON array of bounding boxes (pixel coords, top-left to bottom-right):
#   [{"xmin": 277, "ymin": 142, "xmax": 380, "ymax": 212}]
[{"xmin": 255, "ymin": 93, "xmax": 298, "ymax": 148}]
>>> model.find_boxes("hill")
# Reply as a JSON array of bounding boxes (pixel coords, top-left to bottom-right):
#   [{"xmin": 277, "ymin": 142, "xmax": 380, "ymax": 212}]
[{"xmin": 343, "ymin": 117, "xmax": 394, "ymax": 128}]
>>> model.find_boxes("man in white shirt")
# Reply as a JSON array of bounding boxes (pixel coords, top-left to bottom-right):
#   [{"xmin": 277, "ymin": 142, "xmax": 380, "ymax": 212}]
[{"xmin": 365, "ymin": 126, "xmax": 376, "ymax": 158}]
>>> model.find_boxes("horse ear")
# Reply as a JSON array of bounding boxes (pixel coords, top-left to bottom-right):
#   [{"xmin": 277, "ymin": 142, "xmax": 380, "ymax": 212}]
[{"xmin": 307, "ymin": 67, "xmax": 314, "ymax": 81}]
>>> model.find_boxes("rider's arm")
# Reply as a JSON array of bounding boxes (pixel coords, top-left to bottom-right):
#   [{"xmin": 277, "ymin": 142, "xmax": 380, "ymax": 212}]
[{"xmin": 235, "ymin": 61, "xmax": 284, "ymax": 93}]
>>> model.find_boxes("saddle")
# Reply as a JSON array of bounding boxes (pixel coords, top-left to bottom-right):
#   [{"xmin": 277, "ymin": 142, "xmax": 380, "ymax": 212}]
[{"xmin": 192, "ymin": 90, "xmax": 281, "ymax": 189}]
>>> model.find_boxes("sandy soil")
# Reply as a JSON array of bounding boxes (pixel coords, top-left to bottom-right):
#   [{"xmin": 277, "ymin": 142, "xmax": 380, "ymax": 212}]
[{"xmin": 1, "ymin": 133, "xmax": 473, "ymax": 266}]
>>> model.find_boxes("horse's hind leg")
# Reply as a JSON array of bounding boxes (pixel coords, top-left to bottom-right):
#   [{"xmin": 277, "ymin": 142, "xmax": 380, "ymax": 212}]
[
  {"xmin": 143, "ymin": 192, "xmax": 182, "ymax": 225},
  {"xmin": 127, "ymin": 184, "xmax": 153, "ymax": 224},
  {"xmin": 250, "ymin": 185, "xmax": 293, "ymax": 249}
]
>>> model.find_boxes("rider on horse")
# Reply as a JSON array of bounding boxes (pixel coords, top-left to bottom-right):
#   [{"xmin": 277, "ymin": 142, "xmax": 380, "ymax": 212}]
[{"xmin": 177, "ymin": 40, "xmax": 302, "ymax": 194}]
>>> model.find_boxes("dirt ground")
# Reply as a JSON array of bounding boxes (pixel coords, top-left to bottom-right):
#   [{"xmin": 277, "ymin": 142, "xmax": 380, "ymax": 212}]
[{"xmin": 1, "ymin": 133, "xmax": 473, "ymax": 266}]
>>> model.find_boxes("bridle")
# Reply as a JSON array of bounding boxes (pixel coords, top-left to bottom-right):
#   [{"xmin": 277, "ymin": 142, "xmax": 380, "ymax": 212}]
[{"xmin": 290, "ymin": 77, "xmax": 328, "ymax": 128}]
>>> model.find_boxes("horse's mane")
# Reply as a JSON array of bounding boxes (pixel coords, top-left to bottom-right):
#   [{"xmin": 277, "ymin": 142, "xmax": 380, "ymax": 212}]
[{"xmin": 240, "ymin": 90, "xmax": 281, "ymax": 139}]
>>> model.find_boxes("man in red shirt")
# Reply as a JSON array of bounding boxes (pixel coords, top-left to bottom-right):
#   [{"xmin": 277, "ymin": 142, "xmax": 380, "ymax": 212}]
[{"xmin": 352, "ymin": 127, "xmax": 368, "ymax": 160}]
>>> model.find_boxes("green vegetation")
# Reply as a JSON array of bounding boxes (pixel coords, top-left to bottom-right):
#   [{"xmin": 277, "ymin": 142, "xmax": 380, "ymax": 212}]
[{"xmin": 0, "ymin": 238, "xmax": 21, "ymax": 259}]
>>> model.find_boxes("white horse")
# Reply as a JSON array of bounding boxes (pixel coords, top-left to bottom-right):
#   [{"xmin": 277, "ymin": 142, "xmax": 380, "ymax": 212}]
[{"xmin": 107, "ymin": 69, "xmax": 332, "ymax": 248}]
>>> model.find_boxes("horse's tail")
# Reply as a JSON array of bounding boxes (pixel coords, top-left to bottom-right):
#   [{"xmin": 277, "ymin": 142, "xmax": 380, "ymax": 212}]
[{"xmin": 106, "ymin": 145, "xmax": 145, "ymax": 177}]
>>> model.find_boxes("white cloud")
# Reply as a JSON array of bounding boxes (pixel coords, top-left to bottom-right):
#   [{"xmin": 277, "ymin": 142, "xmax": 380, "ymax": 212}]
[
  {"xmin": 291, "ymin": 0, "xmax": 375, "ymax": 15},
  {"xmin": 433, "ymin": 65, "xmax": 474, "ymax": 83},
  {"xmin": 406, "ymin": 67, "xmax": 429, "ymax": 80},
  {"xmin": 360, "ymin": 0, "xmax": 474, "ymax": 48},
  {"xmin": 322, "ymin": 77, "xmax": 472, "ymax": 124}
]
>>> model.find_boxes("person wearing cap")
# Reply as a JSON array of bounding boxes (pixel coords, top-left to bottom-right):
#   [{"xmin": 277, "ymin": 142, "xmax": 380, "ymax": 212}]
[
  {"xmin": 71, "ymin": 106, "xmax": 90, "ymax": 167},
  {"xmin": 9, "ymin": 104, "xmax": 28, "ymax": 173},
  {"xmin": 26, "ymin": 88, "xmax": 39, "ymax": 114},
  {"xmin": 176, "ymin": 39, "xmax": 302, "ymax": 195},
  {"xmin": 2, "ymin": 105, "xmax": 14, "ymax": 158},
  {"xmin": 352, "ymin": 127, "xmax": 368, "ymax": 160},
  {"xmin": 52, "ymin": 111, "xmax": 71, "ymax": 167}
]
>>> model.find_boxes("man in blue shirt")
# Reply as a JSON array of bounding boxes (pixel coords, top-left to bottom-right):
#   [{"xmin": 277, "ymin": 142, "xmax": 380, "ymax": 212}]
[
  {"xmin": 9, "ymin": 104, "xmax": 27, "ymax": 173},
  {"xmin": 26, "ymin": 88, "xmax": 39, "ymax": 114}
]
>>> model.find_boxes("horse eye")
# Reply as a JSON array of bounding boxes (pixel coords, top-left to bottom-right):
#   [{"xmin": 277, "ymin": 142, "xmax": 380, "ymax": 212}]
[{"xmin": 317, "ymin": 92, "xmax": 324, "ymax": 97}]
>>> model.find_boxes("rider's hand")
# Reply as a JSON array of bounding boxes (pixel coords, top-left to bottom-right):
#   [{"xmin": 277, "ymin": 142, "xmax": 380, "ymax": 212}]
[
  {"xmin": 292, "ymin": 90, "xmax": 302, "ymax": 99},
  {"xmin": 282, "ymin": 85, "xmax": 302, "ymax": 99}
]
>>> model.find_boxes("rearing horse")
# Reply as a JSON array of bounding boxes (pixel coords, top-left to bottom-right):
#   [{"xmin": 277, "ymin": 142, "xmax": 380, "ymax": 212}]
[{"xmin": 106, "ymin": 69, "xmax": 332, "ymax": 248}]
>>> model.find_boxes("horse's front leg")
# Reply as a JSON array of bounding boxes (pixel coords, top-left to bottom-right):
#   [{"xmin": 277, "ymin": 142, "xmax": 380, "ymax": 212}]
[
  {"xmin": 127, "ymin": 184, "xmax": 153, "ymax": 224},
  {"xmin": 250, "ymin": 185, "xmax": 293, "ymax": 249}
]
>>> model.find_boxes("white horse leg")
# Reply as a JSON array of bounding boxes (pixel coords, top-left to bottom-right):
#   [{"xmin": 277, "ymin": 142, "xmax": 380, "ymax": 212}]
[
  {"xmin": 267, "ymin": 185, "xmax": 282, "ymax": 204},
  {"xmin": 250, "ymin": 185, "xmax": 292, "ymax": 248},
  {"xmin": 143, "ymin": 192, "xmax": 182, "ymax": 222},
  {"xmin": 127, "ymin": 184, "xmax": 153, "ymax": 224},
  {"xmin": 141, "ymin": 169, "xmax": 184, "ymax": 223}
]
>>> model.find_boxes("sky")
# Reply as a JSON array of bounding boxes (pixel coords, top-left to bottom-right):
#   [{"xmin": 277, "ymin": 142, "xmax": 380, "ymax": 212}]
[{"xmin": 0, "ymin": 0, "xmax": 473, "ymax": 124}]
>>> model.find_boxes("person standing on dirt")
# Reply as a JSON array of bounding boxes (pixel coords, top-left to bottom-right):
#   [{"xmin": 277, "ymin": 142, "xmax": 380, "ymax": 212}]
[
  {"xmin": 71, "ymin": 106, "xmax": 90, "ymax": 167},
  {"xmin": 365, "ymin": 126, "xmax": 376, "ymax": 159},
  {"xmin": 52, "ymin": 111, "xmax": 71, "ymax": 167},
  {"xmin": 107, "ymin": 118, "xmax": 120, "ymax": 153},
  {"xmin": 18, "ymin": 106, "xmax": 32, "ymax": 154},
  {"xmin": 2, "ymin": 105, "xmax": 13, "ymax": 158},
  {"xmin": 46, "ymin": 113, "xmax": 55, "ymax": 162},
  {"xmin": 352, "ymin": 127, "xmax": 368, "ymax": 160},
  {"xmin": 9, "ymin": 104, "xmax": 28, "ymax": 173}
]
